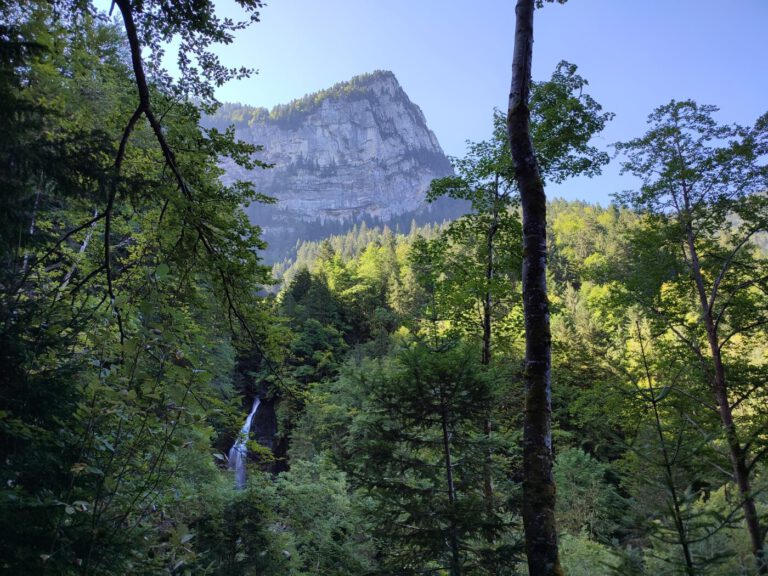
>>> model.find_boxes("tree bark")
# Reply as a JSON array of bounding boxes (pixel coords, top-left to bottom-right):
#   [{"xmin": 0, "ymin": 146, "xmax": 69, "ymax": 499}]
[{"xmin": 507, "ymin": 1, "xmax": 563, "ymax": 575}]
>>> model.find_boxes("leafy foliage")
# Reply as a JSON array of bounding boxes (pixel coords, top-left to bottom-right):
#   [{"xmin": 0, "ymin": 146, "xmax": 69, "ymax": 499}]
[{"xmin": 2, "ymin": 2, "xmax": 768, "ymax": 575}]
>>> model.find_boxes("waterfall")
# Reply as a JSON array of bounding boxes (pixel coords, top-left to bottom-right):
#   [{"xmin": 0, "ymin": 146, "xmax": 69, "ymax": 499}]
[{"xmin": 228, "ymin": 397, "xmax": 261, "ymax": 489}]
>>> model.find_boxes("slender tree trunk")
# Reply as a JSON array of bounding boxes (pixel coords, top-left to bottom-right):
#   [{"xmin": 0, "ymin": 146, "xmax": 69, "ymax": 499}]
[
  {"xmin": 637, "ymin": 323, "xmax": 696, "ymax": 576},
  {"xmin": 440, "ymin": 399, "xmax": 461, "ymax": 576},
  {"xmin": 482, "ymin": 187, "xmax": 498, "ymax": 367},
  {"xmin": 20, "ymin": 179, "xmax": 44, "ymax": 276},
  {"xmin": 507, "ymin": 1, "xmax": 563, "ymax": 575},
  {"xmin": 481, "ymin": 185, "xmax": 499, "ymax": 549},
  {"xmin": 685, "ymin": 225, "xmax": 767, "ymax": 574}
]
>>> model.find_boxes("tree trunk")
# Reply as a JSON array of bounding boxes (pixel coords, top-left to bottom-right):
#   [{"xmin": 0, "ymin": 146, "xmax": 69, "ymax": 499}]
[
  {"xmin": 637, "ymin": 323, "xmax": 696, "ymax": 576},
  {"xmin": 440, "ymin": 399, "xmax": 462, "ymax": 576},
  {"xmin": 685, "ymin": 224, "xmax": 767, "ymax": 574},
  {"xmin": 481, "ymin": 184, "xmax": 499, "ymax": 549},
  {"xmin": 507, "ymin": 1, "xmax": 563, "ymax": 575},
  {"xmin": 482, "ymin": 185, "xmax": 498, "ymax": 367}
]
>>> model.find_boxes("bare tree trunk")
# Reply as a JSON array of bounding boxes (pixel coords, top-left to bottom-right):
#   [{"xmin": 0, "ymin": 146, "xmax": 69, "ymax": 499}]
[{"xmin": 507, "ymin": 1, "xmax": 563, "ymax": 574}]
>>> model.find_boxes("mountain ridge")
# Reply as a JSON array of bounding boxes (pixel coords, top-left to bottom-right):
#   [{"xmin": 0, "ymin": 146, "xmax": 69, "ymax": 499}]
[{"xmin": 204, "ymin": 70, "xmax": 465, "ymax": 262}]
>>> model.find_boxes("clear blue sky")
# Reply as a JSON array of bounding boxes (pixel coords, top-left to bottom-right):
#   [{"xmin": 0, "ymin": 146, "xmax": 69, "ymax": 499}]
[{"xmin": 127, "ymin": 0, "xmax": 768, "ymax": 204}]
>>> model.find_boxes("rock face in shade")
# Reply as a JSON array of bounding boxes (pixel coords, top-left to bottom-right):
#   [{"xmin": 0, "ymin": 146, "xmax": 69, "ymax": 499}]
[{"xmin": 204, "ymin": 70, "xmax": 465, "ymax": 261}]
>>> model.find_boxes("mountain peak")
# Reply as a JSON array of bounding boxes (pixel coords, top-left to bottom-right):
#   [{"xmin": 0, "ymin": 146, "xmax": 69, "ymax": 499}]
[
  {"xmin": 205, "ymin": 72, "xmax": 463, "ymax": 261},
  {"xmin": 266, "ymin": 70, "xmax": 408, "ymax": 126},
  {"xmin": 348, "ymin": 69, "xmax": 398, "ymax": 84}
]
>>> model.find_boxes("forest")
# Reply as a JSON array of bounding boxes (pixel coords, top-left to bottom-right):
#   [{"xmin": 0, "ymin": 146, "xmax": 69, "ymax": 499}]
[{"xmin": 1, "ymin": 1, "xmax": 767, "ymax": 575}]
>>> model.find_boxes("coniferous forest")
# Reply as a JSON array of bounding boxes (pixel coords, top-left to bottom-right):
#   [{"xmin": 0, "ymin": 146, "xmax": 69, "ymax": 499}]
[{"xmin": 1, "ymin": 1, "xmax": 767, "ymax": 575}]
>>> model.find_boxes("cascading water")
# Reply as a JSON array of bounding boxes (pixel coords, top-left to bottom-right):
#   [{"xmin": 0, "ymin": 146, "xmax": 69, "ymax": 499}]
[{"xmin": 228, "ymin": 397, "xmax": 261, "ymax": 489}]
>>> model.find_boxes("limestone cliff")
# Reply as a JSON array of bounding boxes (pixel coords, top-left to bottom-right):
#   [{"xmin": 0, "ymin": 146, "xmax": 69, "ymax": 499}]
[{"xmin": 205, "ymin": 71, "xmax": 464, "ymax": 260}]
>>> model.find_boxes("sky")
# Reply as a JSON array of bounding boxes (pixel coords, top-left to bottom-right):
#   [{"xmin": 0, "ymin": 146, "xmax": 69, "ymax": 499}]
[{"xmin": 125, "ymin": 0, "xmax": 768, "ymax": 205}]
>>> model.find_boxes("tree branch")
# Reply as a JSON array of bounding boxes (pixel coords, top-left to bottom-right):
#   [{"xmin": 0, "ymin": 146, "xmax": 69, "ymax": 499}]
[
  {"xmin": 115, "ymin": 0, "xmax": 194, "ymax": 202},
  {"xmin": 708, "ymin": 226, "xmax": 765, "ymax": 312},
  {"xmin": 105, "ymin": 104, "xmax": 143, "ymax": 345}
]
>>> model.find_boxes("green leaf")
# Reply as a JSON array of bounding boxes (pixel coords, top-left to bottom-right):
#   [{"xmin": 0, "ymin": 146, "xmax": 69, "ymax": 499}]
[{"xmin": 155, "ymin": 263, "xmax": 170, "ymax": 280}]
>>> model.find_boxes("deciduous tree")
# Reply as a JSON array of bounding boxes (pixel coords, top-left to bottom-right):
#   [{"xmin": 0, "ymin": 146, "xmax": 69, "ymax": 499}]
[
  {"xmin": 615, "ymin": 99, "xmax": 768, "ymax": 573},
  {"xmin": 507, "ymin": 2, "xmax": 610, "ymax": 573}
]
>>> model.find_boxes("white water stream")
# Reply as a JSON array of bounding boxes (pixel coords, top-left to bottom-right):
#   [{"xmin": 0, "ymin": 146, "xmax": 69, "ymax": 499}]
[{"xmin": 228, "ymin": 397, "xmax": 260, "ymax": 489}]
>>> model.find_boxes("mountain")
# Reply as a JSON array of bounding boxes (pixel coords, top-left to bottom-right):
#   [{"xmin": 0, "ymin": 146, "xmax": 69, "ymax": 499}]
[{"xmin": 204, "ymin": 70, "xmax": 466, "ymax": 262}]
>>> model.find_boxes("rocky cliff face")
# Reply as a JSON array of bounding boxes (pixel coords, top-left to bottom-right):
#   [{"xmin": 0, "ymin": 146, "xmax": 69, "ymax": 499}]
[{"xmin": 205, "ymin": 71, "xmax": 464, "ymax": 261}]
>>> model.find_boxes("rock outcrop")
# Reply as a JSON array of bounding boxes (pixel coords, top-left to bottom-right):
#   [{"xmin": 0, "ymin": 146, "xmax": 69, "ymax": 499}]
[{"xmin": 205, "ymin": 71, "xmax": 464, "ymax": 261}]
